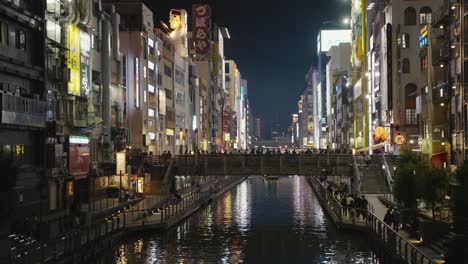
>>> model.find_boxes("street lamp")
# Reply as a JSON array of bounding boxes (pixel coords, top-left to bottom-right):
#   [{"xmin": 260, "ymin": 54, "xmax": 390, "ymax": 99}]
[{"xmin": 322, "ymin": 17, "xmax": 350, "ymax": 27}]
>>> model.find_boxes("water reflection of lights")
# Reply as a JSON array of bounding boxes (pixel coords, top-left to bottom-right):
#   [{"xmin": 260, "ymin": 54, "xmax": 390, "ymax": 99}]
[
  {"xmin": 235, "ymin": 181, "xmax": 250, "ymax": 231},
  {"xmin": 133, "ymin": 239, "xmax": 143, "ymax": 253}
]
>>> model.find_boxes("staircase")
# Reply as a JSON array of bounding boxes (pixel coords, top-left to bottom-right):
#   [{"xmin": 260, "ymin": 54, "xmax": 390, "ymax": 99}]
[
  {"xmin": 428, "ymin": 231, "xmax": 455, "ymax": 258},
  {"xmin": 359, "ymin": 157, "xmax": 389, "ymax": 194}
]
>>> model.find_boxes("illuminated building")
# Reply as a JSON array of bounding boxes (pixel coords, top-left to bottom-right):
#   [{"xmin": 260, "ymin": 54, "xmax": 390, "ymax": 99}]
[
  {"xmin": 255, "ymin": 117, "xmax": 262, "ymax": 140},
  {"xmin": 304, "ymin": 67, "xmax": 319, "ymax": 148},
  {"xmin": 317, "ymin": 29, "xmax": 352, "ymax": 149},
  {"xmin": 326, "ymin": 42, "xmax": 352, "ymax": 150},
  {"xmin": 1, "ymin": 0, "xmax": 47, "ymax": 250}
]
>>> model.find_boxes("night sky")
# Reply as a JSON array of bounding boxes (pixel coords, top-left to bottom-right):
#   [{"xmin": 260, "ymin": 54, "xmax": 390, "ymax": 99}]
[{"xmin": 144, "ymin": 0, "xmax": 349, "ymax": 137}]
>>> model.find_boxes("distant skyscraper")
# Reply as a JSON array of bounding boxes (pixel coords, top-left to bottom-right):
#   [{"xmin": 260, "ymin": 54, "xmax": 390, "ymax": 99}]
[{"xmin": 255, "ymin": 117, "xmax": 261, "ymax": 140}]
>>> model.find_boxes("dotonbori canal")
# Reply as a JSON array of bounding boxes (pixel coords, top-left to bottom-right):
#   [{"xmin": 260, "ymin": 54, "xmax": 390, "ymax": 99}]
[{"xmin": 99, "ymin": 176, "xmax": 375, "ymax": 263}]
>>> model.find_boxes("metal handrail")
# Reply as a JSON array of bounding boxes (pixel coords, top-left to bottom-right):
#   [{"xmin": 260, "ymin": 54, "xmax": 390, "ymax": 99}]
[{"xmin": 309, "ymin": 176, "xmax": 437, "ymax": 264}]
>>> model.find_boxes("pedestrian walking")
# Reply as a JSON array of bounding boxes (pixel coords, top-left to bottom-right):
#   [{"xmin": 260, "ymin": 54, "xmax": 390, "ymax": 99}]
[
  {"xmin": 341, "ymin": 196, "xmax": 347, "ymax": 216},
  {"xmin": 384, "ymin": 209, "xmax": 393, "ymax": 226}
]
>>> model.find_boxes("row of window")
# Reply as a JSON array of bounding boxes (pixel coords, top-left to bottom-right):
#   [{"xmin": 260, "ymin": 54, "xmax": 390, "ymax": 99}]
[
  {"xmin": 0, "ymin": 21, "xmax": 26, "ymax": 51},
  {"xmin": 404, "ymin": 6, "xmax": 432, "ymax": 26}
]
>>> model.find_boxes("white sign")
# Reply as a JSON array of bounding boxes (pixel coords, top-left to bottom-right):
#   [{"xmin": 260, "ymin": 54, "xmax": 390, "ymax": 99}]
[{"xmin": 318, "ymin": 30, "xmax": 351, "ymax": 54}]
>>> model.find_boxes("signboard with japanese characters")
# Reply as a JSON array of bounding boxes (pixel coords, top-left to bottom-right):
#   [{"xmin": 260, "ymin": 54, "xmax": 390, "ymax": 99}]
[{"xmin": 192, "ymin": 4, "xmax": 211, "ymax": 54}]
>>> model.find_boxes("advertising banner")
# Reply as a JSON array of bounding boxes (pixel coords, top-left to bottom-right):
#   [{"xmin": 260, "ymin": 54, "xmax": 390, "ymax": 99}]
[
  {"xmin": 66, "ymin": 23, "xmax": 80, "ymax": 96},
  {"xmin": 192, "ymin": 4, "xmax": 211, "ymax": 54},
  {"xmin": 80, "ymin": 31, "xmax": 91, "ymax": 97},
  {"xmin": 69, "ymin": 141, "xmax": 89, "ymax": 179}
]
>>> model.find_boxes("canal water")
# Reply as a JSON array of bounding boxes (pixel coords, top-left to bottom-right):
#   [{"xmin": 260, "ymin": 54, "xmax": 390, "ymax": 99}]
[{"xmin": 109, "ymin": 176, "xmax": 375, "ymax": 263}]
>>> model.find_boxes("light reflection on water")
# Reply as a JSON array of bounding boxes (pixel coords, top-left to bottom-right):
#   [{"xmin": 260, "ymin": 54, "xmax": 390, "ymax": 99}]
[{"xmin": 112, "ymin": 176, "xmax": 375, "ymax": 264}]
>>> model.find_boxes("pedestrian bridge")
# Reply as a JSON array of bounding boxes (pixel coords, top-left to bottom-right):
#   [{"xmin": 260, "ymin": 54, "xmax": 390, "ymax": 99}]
[{"xmin": 172, "ymin": 154, "xmax": 355, "ymax": 177}]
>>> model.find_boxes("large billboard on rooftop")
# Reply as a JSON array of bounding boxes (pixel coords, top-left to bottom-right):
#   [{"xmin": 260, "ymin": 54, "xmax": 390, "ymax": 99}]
[{"xmin": 317, "ymin": 30, "xmax": 351, "ymax": 54}]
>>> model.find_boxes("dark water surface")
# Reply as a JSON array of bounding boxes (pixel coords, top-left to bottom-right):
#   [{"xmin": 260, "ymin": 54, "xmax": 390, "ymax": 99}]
[{"xmin": 111, "ymin": 176, "xmax": 375, "ymax": 263}]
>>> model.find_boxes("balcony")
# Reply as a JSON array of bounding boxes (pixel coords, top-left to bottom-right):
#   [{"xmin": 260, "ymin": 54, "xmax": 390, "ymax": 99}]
[
  {"xmin": 0, "ymin": 93, "xmax": 47, "ymax": 128},
  {"xmin": 432, "ymin": 40, "xmax": 450, "ymax": 65},
  {"xmin": 432, "ymin": 0, "xmax": 451, "ymax": 27}
]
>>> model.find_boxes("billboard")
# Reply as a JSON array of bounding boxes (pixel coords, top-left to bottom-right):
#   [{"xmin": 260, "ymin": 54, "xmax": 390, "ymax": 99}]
[
  {"xmin": 69, "ymin": 136, "xmax": 90, "ymax": 179},
  {"xmin": 192, "ymin": 4, "xmax": 211, "ymax": 54},
  {"xmin": 318, "ymin": 30, "xmax": 351, "ymax": 54},
  {"xmin": 80, "ymin": 31, "xmax": 91, "ymax": 97},
  {"xmin": 66, "ymin": 23, "xmax": 80, "ymax": 96}
]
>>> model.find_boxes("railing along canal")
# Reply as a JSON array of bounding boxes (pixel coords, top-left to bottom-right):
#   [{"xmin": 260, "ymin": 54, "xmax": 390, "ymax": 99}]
[
  {"xmin": 9, "ymin": 177, "xmax": 242, "ymax": 264},
  {"xmin": 308, "ymin": 176, "xmax": 437, "ymax": 264}
]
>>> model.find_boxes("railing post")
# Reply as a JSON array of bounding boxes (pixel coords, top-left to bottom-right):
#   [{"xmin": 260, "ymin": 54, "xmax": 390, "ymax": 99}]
[
  {"xmin": 261, "ymin": 156, "xmax": 264, "ymax": 175},
  {"xmin": 298, "ymin": 155, "xmax": 302, "ymax": 175},
  {"xmin": 224, "ymin": 156, "xmax": 227, "ymax": 176},
  {"xmin": 279, "ymin": 156, "xmax": 283, "ymax": 175}
]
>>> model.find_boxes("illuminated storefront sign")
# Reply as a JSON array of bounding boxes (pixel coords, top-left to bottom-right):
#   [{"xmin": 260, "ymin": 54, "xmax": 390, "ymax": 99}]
[
  {"xmin": 135, "ymin": 57, "xmax": 140, "ymax": 108},
  {"xmin": 69, "ymin": 136, "xmax": 89, "ymax": 179},
  {"xmin": 66, "ymin": 23, "xmax": 80, "ymax": 96},
  {"xmin": 192, "ymin": 4, "xmax": 211, "ymax": 54},
  {"xmin": 80, "ymin": 31, "xmax": 91, "ymax": 97},
  {"xmin": 66, "ymin": 181, "xmax": 74, "ymax": 196},
  {"xmin": 224, "ymin": 133, "xmax": 230, "ymax": 141},
  {"xmin": 116, "ymin": 152, "xmax": 126, "ymax": 175},
  {"xmin": 419, "ymin": 25, "xmax": 428, "ymax": 48},
  {"xmin": 166, "ymin": 129, "xmax": 174, "ymax": 136}
]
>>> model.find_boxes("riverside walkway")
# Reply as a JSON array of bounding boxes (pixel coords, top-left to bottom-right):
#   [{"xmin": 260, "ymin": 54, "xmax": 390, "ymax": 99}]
[
  {"xmin": 307, "ymin": 176, "xmax": 444, "ymax": 264},
  {"xmin": 9, "ymin": 176, "xmax": 245, "ymax": 264}
]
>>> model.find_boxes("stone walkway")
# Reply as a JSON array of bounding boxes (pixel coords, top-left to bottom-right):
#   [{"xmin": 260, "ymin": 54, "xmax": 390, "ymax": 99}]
[{"xmin": 366, "ymin": 194, "xmax": 445, "ymax": 263}]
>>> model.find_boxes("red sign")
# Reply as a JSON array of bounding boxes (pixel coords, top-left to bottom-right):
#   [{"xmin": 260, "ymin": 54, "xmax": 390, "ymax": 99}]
[
  {"xmin": 69, "ymin": 144, "xmax": 89, "ymax": 179},
  {"xmin": 192, "ymin": 4, "xmax": 211, "ymax": 54}
]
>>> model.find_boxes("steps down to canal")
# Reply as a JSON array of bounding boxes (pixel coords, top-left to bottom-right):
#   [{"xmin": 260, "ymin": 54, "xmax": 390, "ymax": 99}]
[{"xmin": 360, "ymin": 164, "xmax": 389, "ymax": 194}]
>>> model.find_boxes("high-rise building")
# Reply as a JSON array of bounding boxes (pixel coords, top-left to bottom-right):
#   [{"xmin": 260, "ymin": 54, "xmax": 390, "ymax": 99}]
[{"xmin": 255, "ymin": 117, "xmax": 261, "ymax": 140}]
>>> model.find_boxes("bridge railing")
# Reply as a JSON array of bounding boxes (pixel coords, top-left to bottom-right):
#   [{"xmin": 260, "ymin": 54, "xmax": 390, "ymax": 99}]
[
  {"xmin": 309, "ymin": 176, "xmax": 437, "ymax": 264},
  {"xmin": 174, "ymin": 154, "xmax": 354, "ymax": 176}
]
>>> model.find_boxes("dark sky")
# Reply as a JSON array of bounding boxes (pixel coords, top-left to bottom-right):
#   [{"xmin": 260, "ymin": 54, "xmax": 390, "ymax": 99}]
[{"xmin": 145, "ymin": 0, "xmax": 349, "ymax": 136}]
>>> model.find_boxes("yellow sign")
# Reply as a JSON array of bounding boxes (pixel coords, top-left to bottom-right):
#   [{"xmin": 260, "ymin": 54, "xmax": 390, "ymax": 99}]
[
  {"xmin": 224, "ymin": 133, "xmax": 230, "ymax": 141},
  {"xmin": 66, "ymin": 181, "xmax": 74, "ymax": 196},
  {"xmin": 116, "ymin": 152, "xmax": 126, "ymax": 175},
  {"xmin": 394, "ymin": 135, "xmax": 406, "ymax": 145},
  {"xmin": 66, "ymin": 23, "xmax": 80, "ymax": 96}
]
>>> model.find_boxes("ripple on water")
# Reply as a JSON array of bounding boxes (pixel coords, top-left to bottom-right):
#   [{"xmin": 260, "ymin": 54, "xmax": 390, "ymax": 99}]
[{"xmin": 110, "ymin": 176, "xmax": 375, "ymax": 264}]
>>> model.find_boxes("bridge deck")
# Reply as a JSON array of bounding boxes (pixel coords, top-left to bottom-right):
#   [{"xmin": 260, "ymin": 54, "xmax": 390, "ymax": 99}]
[{"xmin": 173, "ymin": 154, "xmax": 354, "ymax": 176}]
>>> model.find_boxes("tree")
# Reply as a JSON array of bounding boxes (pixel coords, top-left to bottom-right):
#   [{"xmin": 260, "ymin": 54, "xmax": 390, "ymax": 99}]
[
  {"xmin": 394, "ymin": 162, "xmax": 419, "ymax": 209},
  {"xmin": 394, "ymin": 151, "xmax": 426, "ymax": 210},
  {"xmin": 421, "ymin": 168, "xmax": 448, "ymax": 222}
]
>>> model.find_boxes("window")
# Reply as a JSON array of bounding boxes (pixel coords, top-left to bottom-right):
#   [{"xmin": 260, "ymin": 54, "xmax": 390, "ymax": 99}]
[
  {"xmin": 225, "ymin": 63, "xmax": 230, "ymax": 73},
  {"xmin": 0, "ymin": 22, "xmax": 8, "ymax": 45},
  {"xmin": 175, "ymin": 68, "xmax": 185, "ymax": 86},
  {"xmin": 404, "ymin": 7, "xmax": 417, "ymax": 26},
  {"xmin": 148, "ymin": 61, "xmax": 155, "ymax": 70},
  {"xmin": 402, "ymin": 58, "xmax": 410, "ymax": 73},
  {"xmin": 16, "ymin": 29, "xmax": 25, "ymax": 50},
  {"xmin": 148, "ymin": 84, "xmax": 155, "ymax": 93},
  {"xmin": 420, "ymin": 7, "xmax": 432, "ymax": 25},
  {"xmin": 402, "ymin": 33, "xmax": 409, "ymax": 48},
  {"xmin": 157, "ymin": 73, "xmax": 162, "ymax": 86},
  {"xmin": 148, "ymin": 108, "xmax": 155, "ymax": 117},
  {"xmin": 175, "ymin": 91, "xmax": 185, "ymax": 105},
  {"xmin": 405, "ymin": 109, "xmax": 417, "ymax": 125},
  {"xmin": 164, "ymin": 64, "xmax": 172, "ymax": 77},
  {"xmin": 165, "ymin": 88, "xmax": 173, "ymax": 100}
]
